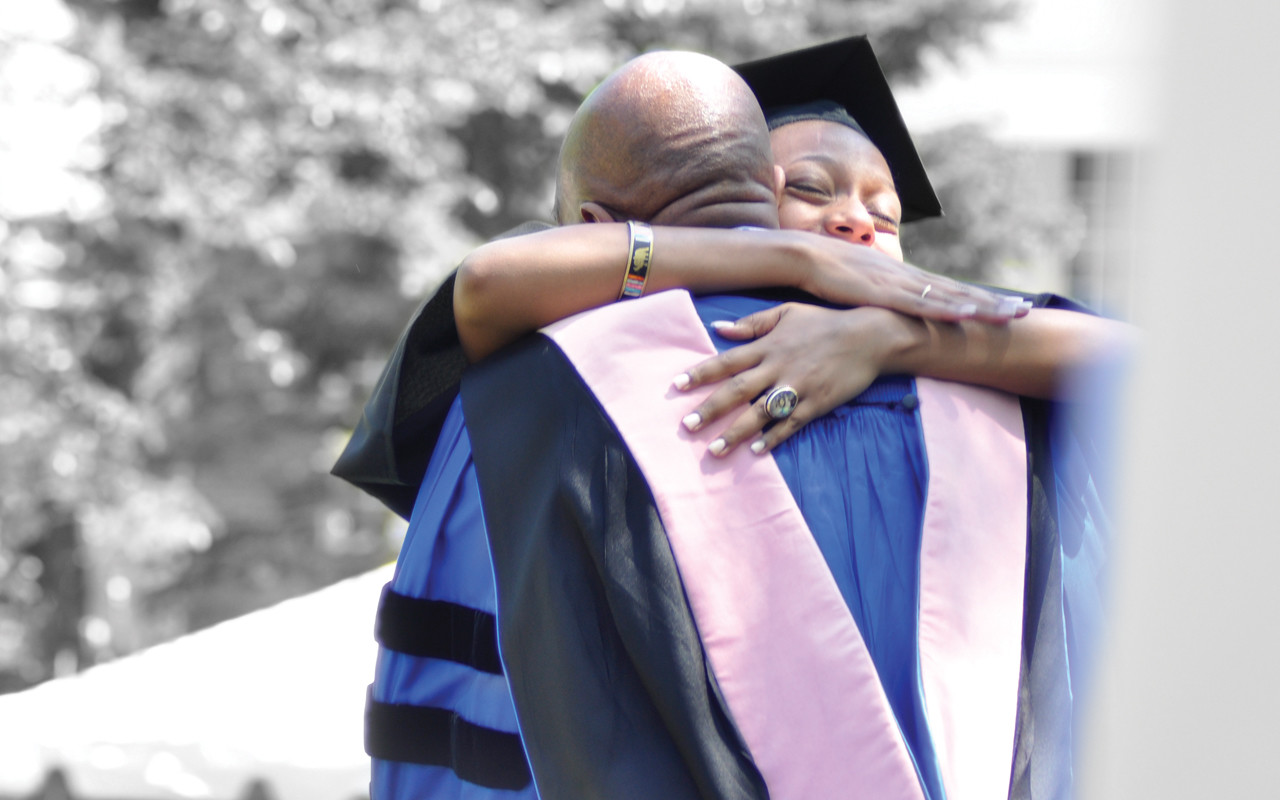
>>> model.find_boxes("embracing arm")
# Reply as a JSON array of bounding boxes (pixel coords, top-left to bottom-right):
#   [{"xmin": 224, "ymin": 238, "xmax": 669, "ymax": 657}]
[
  {"xmin": 887, "ymin": 307, "xmax": 1139, "ymax": 400},
  {"xmin": 454, "ymin": 224, "xmax": 1028, "ymax": 361},
  {"xmin": 679, "ymin": 303, "xmax": 1139, "ymax": 455}
]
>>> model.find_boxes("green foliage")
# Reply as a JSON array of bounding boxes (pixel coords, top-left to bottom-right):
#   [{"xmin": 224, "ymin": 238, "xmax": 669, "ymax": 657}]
[{"xmin": 1, "ymin": 0, "xmax": 1053, "ymax": 691}]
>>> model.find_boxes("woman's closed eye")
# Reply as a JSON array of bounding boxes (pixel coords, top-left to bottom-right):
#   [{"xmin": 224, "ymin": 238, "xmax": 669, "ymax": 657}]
[
  {"xmin": 785, "ymin": 180, "xmax": 831, "ymax": 199},
  {"xmin": 869, "ymin": 210, "xmax": 900, "ymax": 234}
]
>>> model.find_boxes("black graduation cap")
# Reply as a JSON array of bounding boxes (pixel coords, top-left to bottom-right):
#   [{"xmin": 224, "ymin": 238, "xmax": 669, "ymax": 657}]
[{"xmin": 734, "ymin": 36, "xmax": 943, "ymax": 222}]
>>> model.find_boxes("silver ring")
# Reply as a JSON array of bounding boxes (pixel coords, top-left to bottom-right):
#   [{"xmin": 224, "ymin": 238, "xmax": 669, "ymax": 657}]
[
  {"xmin": 763, "ymin": 385, "xmax": 800, "ymax": 421},
  {"xmin": 920, "ymin": 283, "xmax": 933, "ymax": 300}
]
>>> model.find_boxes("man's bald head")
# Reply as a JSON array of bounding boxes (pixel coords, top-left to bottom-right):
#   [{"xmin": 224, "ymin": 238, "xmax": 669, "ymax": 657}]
[{"xmin": 553, "ymin": 51, "xmax": 781, "ymax": 230}]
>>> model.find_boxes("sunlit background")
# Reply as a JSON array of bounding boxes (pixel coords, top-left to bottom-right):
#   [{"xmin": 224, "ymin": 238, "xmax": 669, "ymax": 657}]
[{"xmin": 4, "ymin": 0, "xmax": 1233, "ymax": 797}]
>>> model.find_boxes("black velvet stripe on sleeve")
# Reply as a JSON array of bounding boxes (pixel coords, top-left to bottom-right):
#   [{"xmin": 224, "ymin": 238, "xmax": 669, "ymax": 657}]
[
  {"xmin": 365, "ymin": 690, "xmax": 531, "ymax": 791},
  {"xmin": 461, "ymin": 334, "xmax": 767, "ymax": 800},
  {"xmin": 375, "ymin": 585, "xmax": 502, "ymax": 675}
]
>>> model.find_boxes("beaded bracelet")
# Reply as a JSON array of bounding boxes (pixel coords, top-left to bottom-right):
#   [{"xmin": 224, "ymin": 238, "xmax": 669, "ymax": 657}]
[{"xmin": 619, "ymin": 220, "xmax": 654, "ymax": 299}]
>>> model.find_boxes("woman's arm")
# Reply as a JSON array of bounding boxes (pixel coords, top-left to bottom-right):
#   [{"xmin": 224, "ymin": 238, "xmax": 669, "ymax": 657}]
[
  {"xmin": 890, "ymin": 307, "xmax": 1138, "ymax": 400},
  {"xmin": 676, "ymin": 303, "xmax": 1139, "ymax": 455},
  {"xmin": 453, "ymin": 224, "xmax": 1029, "ymax": 361}
]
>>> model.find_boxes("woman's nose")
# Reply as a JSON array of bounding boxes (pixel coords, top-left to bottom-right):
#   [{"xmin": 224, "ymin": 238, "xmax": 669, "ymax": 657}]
[{"xmin": 823, "ymin": 200, "xmax": 876, "ymax": 246}]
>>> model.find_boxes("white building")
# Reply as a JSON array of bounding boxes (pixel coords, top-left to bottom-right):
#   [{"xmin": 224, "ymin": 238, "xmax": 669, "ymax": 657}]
[{"xmin": 895, "ymin": 0, "xmax": 1159, "ymax": 318}]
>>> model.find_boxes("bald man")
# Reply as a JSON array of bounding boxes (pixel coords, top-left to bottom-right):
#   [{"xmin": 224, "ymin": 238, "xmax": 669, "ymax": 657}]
[
  {"xmin": 362, "ymin": 51, "xmax": 790, "ymax": 800},
  {"xmin": 333, "ymin": 51, "xmax": 783, "ymax": 519}
]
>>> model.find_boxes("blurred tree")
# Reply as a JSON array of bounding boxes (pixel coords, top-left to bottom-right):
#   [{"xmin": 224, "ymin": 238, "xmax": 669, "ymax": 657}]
[
  {"xmin": 2, "ymin": 0, "xmax": 1077, "ymax": 692},
  {"xmin": 906, "ymin": 125, "xmax": 1086, "ymax": 282}
]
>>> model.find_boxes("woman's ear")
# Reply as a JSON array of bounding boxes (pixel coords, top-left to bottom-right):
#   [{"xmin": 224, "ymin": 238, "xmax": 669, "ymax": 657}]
[
  {"xmin": 579, "ymin": 202, "xmax": 616, "ymax": 224},
  {"xmin": 773, "ymin": 165, "xmax": 786, "ymax": 204}
]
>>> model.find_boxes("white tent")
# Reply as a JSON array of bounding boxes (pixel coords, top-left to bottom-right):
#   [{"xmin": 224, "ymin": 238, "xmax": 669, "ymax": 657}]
[{"xmin": 0, "ymin": 565, "xmax": 392, "ymax": 800}]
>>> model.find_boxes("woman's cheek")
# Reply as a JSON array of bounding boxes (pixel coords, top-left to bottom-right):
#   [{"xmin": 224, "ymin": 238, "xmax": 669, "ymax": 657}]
[
  {"xmin": 875, "ymin": 235, "xmax": 904, "ymax": 262},
  {"xmin": 777, "ymin": 200, "xmax": 818, "ymax": 234}
]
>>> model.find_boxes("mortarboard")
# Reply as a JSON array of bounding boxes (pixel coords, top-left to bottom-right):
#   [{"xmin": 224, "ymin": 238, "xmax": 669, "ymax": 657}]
[{"xmin": 734, "ymin": 35, "xmax": 943, "ymax": 222}]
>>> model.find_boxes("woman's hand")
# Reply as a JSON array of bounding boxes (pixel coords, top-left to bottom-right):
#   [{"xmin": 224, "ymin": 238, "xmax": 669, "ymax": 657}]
[
  {"xmin": 797, "ymin": 235, "xmax": 1030, "ymax": 324},
  {"xmin": 675, "ymin": 303, "xmax": 922, "ymax": 456}
]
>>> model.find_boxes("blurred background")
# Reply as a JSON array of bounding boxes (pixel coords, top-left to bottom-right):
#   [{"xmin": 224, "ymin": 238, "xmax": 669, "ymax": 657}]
[{"xmin": 0, "ymin": 0, "xmax": 1154, "ymax": 797}]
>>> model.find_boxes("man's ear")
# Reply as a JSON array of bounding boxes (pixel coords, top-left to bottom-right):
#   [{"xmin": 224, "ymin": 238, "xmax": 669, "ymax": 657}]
[
  {"xmin": 579, "ymin": 201, "xmax": 616, "ymax": 224},
  {"xmin": 773, "ymin": 165, "xmax": 786, "ymax": 204}
]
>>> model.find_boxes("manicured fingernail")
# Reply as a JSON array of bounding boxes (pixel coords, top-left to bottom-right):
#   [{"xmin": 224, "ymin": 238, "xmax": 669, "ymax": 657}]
[
  {"xmin": 682, "ymin": 412, "xmax": 702, "ymax": 431},
  {"xmin": 1019, "ymin": 300, "xmax": 1034, "ymax": 313},
  {"xmin": 750, "ymin": 439, "xmax": 766, "ymax": 454},
  {"xmin": 708, "ymin": 438, "xmax": 726, "ymax": 456},
  {"xmin": 997, "ymin": 296, "xmax": 1025, "ymax": 317},
  {"xmin": 672, "ymin": 373, "xmax": 691, "ymax": 390},
  {"xmin": 958, "ymin": 303, "xmax": 978, "ymax": 317},
  {"xmin": 710, "ymin": 320, "xmax": 734, "ymax": 331}
]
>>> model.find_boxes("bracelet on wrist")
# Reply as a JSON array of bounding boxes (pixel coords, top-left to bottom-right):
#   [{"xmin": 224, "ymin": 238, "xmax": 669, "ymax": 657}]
[{"xmin": 619, "ymin": 220, "xmax": 653, "ymax": 299}]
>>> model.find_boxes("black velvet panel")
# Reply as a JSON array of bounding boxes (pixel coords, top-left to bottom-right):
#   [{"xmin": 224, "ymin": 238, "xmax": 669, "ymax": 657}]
[{"xmin": 461, "ymin": 334, "xmax": 767, "ymax": 800}]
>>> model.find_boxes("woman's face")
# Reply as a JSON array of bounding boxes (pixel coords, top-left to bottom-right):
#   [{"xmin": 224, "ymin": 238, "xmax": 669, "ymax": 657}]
[{"xmin": 770, "ymin": 119, "xmax": 904, "ymax": 262}]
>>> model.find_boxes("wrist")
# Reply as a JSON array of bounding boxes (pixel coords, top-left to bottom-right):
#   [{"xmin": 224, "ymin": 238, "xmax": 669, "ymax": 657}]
[
  {"xmin": 871, "ymin": 309, "xmax": 930, "ymax": 375},
  {"xmin": 784, "ymin": 232, "xmax": 828, "ymax": 296}
]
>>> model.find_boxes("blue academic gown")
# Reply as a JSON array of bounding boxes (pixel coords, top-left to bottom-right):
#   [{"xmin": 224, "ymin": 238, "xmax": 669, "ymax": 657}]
[{"xmin": 365, "ymin": 292, "xmax": 1111, "ymax": 800}]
